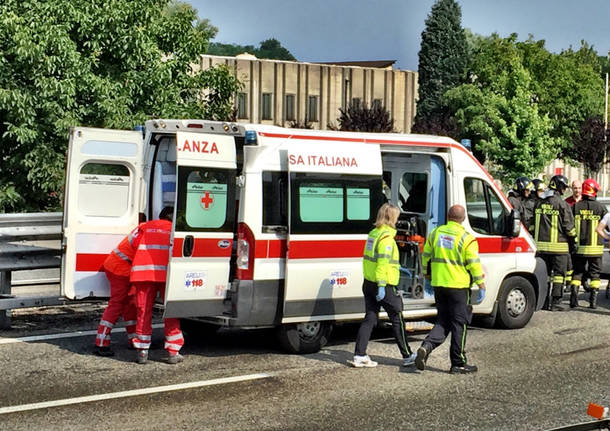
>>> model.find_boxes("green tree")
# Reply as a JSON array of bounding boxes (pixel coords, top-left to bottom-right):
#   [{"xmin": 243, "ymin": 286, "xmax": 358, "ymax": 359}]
[
  {"xmin": 208, "ymin": 38, "xmax": 296, "ymax": 61},
  {"xmin": 412, "ymin": 0, "xmax": 468, "ymax": 135},
  {"xmin": 0, "ymin": 0, "xmax": 241, "ymax": 212},
  {"xmin": 444, "ymin": 62, "xmax": 556, "ymax": 179},
  {"xmin": 570, "ymin": 116, "xmax": 610, "ymax": 175},
  {"xmin": 330, "ymin": 102, "xmax": 394, "ymax": 133}
]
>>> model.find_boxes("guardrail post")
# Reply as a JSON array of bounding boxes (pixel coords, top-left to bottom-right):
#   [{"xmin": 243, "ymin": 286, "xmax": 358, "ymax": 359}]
[{"xmin": 0, "ymin": 271, "xmax": 12, "ymax": 329}]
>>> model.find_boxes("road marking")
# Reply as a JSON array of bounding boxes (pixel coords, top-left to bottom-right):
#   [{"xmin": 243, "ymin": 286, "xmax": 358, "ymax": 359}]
[
  {"xmin": 0, "ymin": 373, "xmax": 271, "ymax": 415},
  {"xmin": 0, "ymin": 323, "xmax": 164, "ymax": 345}
]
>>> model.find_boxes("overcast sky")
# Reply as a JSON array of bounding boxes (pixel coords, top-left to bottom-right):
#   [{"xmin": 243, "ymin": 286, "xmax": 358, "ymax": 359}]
[{"xmin": 190, "ymin": 0, "xmax": 610, "ymax": 71}]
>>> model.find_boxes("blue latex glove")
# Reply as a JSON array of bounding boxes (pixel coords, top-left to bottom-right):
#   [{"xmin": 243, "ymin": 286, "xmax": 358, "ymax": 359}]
[
  {"xmin": 473, "ymin": 288, "xmax": 485, "ymax": 304},
  {"xmin": 375, "ymin": 286, "xmax": 386, "ymax": 302},
  {"xmin": 424, "ymin": 279, "xmax": 434, "ymax": 297}
]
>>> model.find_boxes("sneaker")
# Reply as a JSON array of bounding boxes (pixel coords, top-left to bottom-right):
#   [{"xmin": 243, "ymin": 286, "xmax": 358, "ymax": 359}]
[
  {"xmin": 94, "ymin": 346, "xmax": 115, "ymax": 357},
  {"xmin": 136, "ymin": 349, "xmax": 148, "ymax": 365},
  {"xmin": 450, "ymin": 364, "xmax": 478, "ymax": 374},
  {"xmin": 166, "ymin": 353, "xmax": 184, "ymax": 365},
  {"xmin": 402, "ymin": 352, "xmax": 417, "ymax": 366},
  {"xmin": 415, "ymin": 347, "xmax": 428, "ymax": 371},
  {"xmin": 351, "ymin": 355, "xmax": 378, "ymax": 368}
]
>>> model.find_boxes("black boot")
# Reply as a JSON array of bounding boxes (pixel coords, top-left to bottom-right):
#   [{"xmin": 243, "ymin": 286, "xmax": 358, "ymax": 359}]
[
  {"xmin": 569, "ymin": 285, "xmax": 579, "ymax": 308},
  {"xmin": 551, "ymin": 297, "xmax": 565, "ymax": 311},
  {"xmin": 589, "ymin": 289, "xmax": 598, "ymax": 309},
  {"xmin": 415, "ymin": 342, "xmax": 432, "ymax": 371}
]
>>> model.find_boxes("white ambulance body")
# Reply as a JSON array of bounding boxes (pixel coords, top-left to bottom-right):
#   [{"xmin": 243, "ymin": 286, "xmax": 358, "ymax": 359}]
[{"xmin": 62, "ymin": 119, "xmax": 547, "ymax": 353}]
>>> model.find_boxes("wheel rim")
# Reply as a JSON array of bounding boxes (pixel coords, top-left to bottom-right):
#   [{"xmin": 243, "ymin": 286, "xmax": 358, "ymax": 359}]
[
  {"xmin": 296, "ymin": 322, "xmax": 321, "ymax": 340},
  {"xmin": 506, "ymin": 288, "xmax": 527, "ymax": 317}
]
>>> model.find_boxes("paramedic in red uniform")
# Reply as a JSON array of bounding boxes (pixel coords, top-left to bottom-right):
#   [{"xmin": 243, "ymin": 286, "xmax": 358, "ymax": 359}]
[
  {"xmin": 93, "ymin": 226, "xmax": 142, "ymax": 356},
  {"xmin": 131, "ymin": 206, "xmax": 184, "ymax": 364}
]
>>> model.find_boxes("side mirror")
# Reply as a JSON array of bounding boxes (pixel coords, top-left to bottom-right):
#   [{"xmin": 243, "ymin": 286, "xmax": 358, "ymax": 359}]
[{"xmin": 507, "ymin": 209, "xmax": 521, "ymax": 238}]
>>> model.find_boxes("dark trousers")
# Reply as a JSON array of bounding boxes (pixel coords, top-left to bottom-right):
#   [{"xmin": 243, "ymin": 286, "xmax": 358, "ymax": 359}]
[
  {"xmin": 355, "ymin": 279, "xmax": 412, "ymax": 358},
  {"xmin": 572, "ymin": 255, "xmax": 602, "ymax": 286},
  {"xmin": 423, "ymin": 287, "xmax": 472, "ymax": 367},
  {"xmin": 539, "ymin": 253, "xmax": 569, "ymax": 298}
]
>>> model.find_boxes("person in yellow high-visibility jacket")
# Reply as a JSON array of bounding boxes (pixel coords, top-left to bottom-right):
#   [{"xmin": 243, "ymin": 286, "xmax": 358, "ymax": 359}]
[
  {"xmin": 415, "ymin": 205, "xmax": 486, "ymax": 374},
  {"xmin": 352, "ymin": 203, "xmax": 415, "ymax": 368}
]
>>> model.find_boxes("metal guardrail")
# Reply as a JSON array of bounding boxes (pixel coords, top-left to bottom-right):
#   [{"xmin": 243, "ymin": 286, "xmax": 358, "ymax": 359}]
[{"xmin": 0, "ymin": 212, "xmax": 64, "ymax": 328}]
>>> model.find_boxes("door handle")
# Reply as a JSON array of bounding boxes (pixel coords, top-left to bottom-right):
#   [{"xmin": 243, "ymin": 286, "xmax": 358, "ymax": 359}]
[{"xmin": 183, "ymin": 235, "xmax": 194, "ymax": 257}]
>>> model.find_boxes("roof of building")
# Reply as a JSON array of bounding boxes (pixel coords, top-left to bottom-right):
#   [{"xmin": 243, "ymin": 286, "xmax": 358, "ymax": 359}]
[{"xmin": 314, "ymin": 60, "xmax": 396, "ymax": 68}]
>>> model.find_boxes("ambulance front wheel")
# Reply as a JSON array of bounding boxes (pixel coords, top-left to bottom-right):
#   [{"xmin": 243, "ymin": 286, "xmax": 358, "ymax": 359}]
[
  {"xmin": 496, "ymin": 276, "xmax": 535, "ymax": 329},
  {"xmin": 277, "ymin": 321, "xmax": 333, "ymax": 354}
]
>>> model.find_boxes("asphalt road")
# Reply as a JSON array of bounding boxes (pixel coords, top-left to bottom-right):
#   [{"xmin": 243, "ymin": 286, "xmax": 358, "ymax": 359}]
[{"xmin": 0, "ymin": 294, "xmax": 608, "ymax": 431}]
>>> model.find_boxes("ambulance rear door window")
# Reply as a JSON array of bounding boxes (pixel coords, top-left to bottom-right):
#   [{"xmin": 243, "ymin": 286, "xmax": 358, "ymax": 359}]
[
  {"xmin": 78, "ymin": 163, "xmax": 130, "ymax": 217},
  {"xmin": 290, "ymin": 173, "xmax": 384, "ymax": 234},
  {"xmin": 175, "ymin": 167, "xmax": 236, "ymax": 232},
  {"xmin": 262, "ymin": 171, "xmax": 288, "ymax": 227}
]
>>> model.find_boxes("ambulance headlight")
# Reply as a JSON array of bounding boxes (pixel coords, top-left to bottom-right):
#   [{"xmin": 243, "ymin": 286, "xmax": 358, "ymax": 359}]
[{"xmin": 245, "ymin": 130, "xmax": 257, "ymax": 145}]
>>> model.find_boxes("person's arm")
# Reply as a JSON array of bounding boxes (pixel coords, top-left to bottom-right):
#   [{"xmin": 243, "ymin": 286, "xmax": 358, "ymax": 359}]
[
  {"xmin": 374, "ymin": 235, "xmax": 393, "ymax": 288},
  {"xmin": 596, "ymin": 212, "xmax": 610, "ymax": 240},
  {"xmin": 421, "ymin": 229, "xmax": 435, "ymax": 280},
  {"xmin": 464, "ymin": 236, "xmax": 485, "ymax": 289}
]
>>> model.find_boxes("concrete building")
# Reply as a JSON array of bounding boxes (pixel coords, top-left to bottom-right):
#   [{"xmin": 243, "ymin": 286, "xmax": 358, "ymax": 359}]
[{"xmin": 198, "ymin": 53, "xmax": 418, "ymax": 133}]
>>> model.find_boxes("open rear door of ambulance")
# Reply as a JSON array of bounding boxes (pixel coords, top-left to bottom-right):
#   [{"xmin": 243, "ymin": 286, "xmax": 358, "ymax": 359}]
[
  {"xmin": 164, "ymin": 131, "xmax": 237, "ymax": 318},
  {"xmin": 284, "ymin": 141, "xmax": 384, "ymax": 324},
  {"xmin": 62, "ymin": 127, "xmax": 143, "ymax": 299}
]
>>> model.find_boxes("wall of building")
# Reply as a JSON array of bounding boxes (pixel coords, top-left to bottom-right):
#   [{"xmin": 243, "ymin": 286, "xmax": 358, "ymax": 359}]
[{"xmin": 199, "ymin": 54, "xmax": 418, "ymax": 133}]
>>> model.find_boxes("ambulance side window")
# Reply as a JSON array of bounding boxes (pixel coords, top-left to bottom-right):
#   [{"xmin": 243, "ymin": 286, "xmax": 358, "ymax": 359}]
[
  {"xmin": 78, "ymin": 163, "xmax": 130, "ymax": 217},
  {"xmin": 464, "ymin": 177, "xmax": 507, "ymax": 235},
  {"xmin": 174, "ymin": 166, "xmax": 236, "ymax": 232},
  {"xmin": 290, "ymin": 173, "xmax": 384, "ymax": 234},
  {"xmin": 262, "ymin": 171, "xmax": 288, "ymax": 227}
]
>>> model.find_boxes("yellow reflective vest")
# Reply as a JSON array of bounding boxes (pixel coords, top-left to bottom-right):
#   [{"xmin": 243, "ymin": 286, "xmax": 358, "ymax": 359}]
[
  {"xmin": 422, "ymin": 221, "xmax": 484, "ymax": 289},
  {"xmin": 362, "ymin": 225, "xmax": 400, "ymax": 287}
]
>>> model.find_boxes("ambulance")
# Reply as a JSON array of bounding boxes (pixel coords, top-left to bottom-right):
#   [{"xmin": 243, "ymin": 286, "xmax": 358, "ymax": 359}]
[{"xmin": 62, "ymin": 119, "xmax": 547, "ymax": 353}]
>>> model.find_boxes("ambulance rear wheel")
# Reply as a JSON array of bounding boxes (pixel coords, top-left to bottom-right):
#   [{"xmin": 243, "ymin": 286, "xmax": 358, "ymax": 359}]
[
  {"xmin": 496, "ymin": 276, "xmax": 535, "ymax": 329},
  {"xmin": 277, "ymin": 321, "xmax": 332, "ymax": 354}
]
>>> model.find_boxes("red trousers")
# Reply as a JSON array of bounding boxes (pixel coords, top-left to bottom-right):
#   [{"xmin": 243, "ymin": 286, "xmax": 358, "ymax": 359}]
[
  {"xmin": 133, "ymin": 282, "xmax": 183, "ymax": 354},
  {"xmin": 95, "ymin": 271, "xmax": 137, "ymax": 347}
]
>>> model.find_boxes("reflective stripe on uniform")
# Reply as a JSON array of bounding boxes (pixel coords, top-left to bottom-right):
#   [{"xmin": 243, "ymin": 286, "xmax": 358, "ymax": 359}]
[{"xmin": 131, "ymin": 264, "xmax": 168, "ymax": 272}]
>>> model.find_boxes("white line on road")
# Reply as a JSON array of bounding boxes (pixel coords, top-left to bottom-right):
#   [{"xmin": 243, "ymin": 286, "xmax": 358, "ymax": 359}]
[
  {"xmin": 0, "ymin": 373, "xmax": 271, "ymax": 415},
  {"xmin": 0, "ymin": 323, "xmax": 165, "ymax": 345}
]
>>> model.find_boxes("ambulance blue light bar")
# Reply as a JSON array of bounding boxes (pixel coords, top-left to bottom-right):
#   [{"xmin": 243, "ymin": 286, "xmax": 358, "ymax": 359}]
[{"xmin": 245, "ymin": 130, "xmax": 257, "ymax": 145}]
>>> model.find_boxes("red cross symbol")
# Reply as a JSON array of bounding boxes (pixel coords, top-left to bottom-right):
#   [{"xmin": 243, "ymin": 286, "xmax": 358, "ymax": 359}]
[{"xmin": 200, "ymin": 192, "xmax": 214, "ymax": 210}]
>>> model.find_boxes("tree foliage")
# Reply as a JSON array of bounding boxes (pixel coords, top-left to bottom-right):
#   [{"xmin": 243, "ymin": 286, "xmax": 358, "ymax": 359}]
[
  {"xmin": 444, "ymin": 59, "xmax": 556, "ymax": 179},
  {"xmin": 208, "ymin": 38, "xmax": 296, "ymax": 61},
  {"xmin": 412, "ymin": 0, "xmax": 467, "ymax": 135},
  {"xmin": 330, "ymin": 103, "xmax": 394, "ymax": 133},
  {"xmin": 0, "ymin": 0, "xmax": 241, "ymax": 212},
  {"xmin": 441, "ymin": 32, "xmax": 605, "ymax": 179},
  {"xmin": 570, "ymin": 116, "xmax": 610, "ymax": 175}
]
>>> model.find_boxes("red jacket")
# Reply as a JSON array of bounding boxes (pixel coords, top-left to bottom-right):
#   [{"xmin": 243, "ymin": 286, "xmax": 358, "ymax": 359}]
[
  {"xmin": 565, "ymin": 195, "xmax": 581, "ymax": 207},
  {"xmin": 130, "ymin": 219, "xmax": 172, "ymax": 283},
  {"xmin": 103, "ymin": 225, "xmax": 142, "ymax": 277}
]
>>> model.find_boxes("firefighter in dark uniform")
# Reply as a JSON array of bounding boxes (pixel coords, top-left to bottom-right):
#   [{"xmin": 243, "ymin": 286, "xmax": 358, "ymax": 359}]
[
  {"xmin": 569, "ymin": 179, "xmax": 607, "ymax": 309},
  {"xmin": 533, "ymin": 174, "xmax": 577, "ymax": 311},
  {"xmin": 508, "ymin": 177, "xmax": 534, "ymax": 231}
]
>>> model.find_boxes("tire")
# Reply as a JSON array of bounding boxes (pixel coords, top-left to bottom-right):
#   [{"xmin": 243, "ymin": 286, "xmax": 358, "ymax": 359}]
[
  {"xmin": 276, "ymin": 321, "xmax": 332, "ymax": 354},
  {"xmin": 496, "ymin": 276, "xmax": 536, "ymax": 329}
]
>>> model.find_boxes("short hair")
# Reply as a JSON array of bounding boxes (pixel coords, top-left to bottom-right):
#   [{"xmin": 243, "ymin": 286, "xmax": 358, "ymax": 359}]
[
  {"xmin": 374, "ymin": 203, "xmax": 401, "ymax": 228},
  {"xmin": 159, "ymin": 206, "xmax": 174, "ymax": 222}
]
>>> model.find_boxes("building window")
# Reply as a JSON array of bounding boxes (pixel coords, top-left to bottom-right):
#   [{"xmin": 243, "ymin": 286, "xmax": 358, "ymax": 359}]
[
  {"xmin": 285, "ymin": 94, "xmax": 295, "ymax": 121},
  {"xmin": 351, "ymin": 97, "xmax": 361, "ymax": 109},
  {"xmin": 307, "ymin": 95, "xmax": 319, "ymax": 122},
  {"xmin": 237, "ymin": 93, "xmax": 248, "ymax": 119},
  {"xmin": 262, "ymin": 93, "xmax": 273, "ymax": 120}
]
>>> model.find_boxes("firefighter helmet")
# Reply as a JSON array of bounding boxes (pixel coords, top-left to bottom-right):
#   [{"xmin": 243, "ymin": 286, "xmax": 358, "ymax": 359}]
[
  {"xmin": 582, "ymin": 178, "xmax": 600, "ymax": 198},
  {"xmin": 531, "ymin": 179, "xmax": 545, "ymax": 192},
  {"xmin": 513, "ymin": 176, "xmax": 533, "ymax": 194},
  {"xmin": 549, "ymin": 175, "xmax": 569, "ymax": 193}
]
